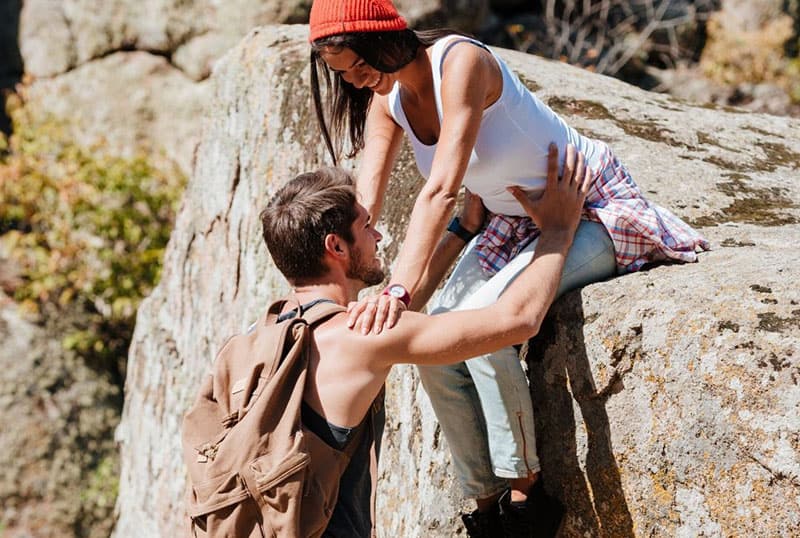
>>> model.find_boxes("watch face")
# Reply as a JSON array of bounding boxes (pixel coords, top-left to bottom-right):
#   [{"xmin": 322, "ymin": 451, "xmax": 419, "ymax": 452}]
[{"xmin": 388, "ymin": 285, "xmax": 404, "ymax": 297}]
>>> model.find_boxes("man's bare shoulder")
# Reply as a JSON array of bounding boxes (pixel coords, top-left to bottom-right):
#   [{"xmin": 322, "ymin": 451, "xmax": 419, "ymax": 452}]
[
  {"xmin": 312, "ymin": 312, "xmax": 352, "ymax": 342},
  {"xmin": 319, "ymin": 308, "xmax": 476, "ymax": 369},
  {"xmin": 311, "ymin": 312, "xmax": 395, "ymax": 373},
  {"xmin": 312, "ymin": 309, "xmax": 433, "ymax": 366},
  {"xmin": 313, "ymin": 313, "xmax": 377, "ymax": 356}
]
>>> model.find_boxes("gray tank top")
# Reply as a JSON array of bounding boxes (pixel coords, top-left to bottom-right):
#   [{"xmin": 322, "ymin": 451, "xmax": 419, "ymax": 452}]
[{"xmin": 302, "ymin": 401, "xmax": 384, "ymax": 538}]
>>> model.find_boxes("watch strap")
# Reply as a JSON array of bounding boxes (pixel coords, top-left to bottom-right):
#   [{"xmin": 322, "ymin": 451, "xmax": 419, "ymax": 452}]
[{"xmin": 447, "ymin": 217, "xmax": 478, "ymax": 243}]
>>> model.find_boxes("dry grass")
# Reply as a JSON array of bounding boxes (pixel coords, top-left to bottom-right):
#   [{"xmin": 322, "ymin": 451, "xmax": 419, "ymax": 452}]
[{"xmin": 701, "ymin": 13, "xmax": 800, "ymax": 101}]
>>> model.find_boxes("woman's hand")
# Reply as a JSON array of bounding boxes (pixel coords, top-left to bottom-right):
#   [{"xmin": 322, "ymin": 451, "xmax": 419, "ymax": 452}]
[
  {"xmin": 459, "ymin": 188, "xmax": 486, "ymax": 235},
  {"xmin": 508, "ymin": 143, "xmax": 591, "ymax": 237},
  {"xmin": 346, "ymin": 292, "xmax": 407, "ymax": 335}
]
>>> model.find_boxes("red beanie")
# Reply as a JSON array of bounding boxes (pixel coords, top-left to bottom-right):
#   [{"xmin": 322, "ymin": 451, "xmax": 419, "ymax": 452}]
[{"xmin": 309, "ymin": 0, "xmax": 408, "ymax": 43}]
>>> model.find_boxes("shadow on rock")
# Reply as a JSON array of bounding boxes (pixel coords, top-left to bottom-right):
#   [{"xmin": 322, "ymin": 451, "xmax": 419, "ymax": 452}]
[
  {"xmin": 527, "ymin": 291, "xmax": 634, "ymax": 537},
  {"xmin": 0, "ymin": 0, "xmax": 23, "ymax": 136}
]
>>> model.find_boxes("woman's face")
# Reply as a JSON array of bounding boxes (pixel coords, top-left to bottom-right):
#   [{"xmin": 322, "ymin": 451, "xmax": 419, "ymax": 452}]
[{"xmin": 319, "ymin": 47, "xmax": 394, "ymax": 96}]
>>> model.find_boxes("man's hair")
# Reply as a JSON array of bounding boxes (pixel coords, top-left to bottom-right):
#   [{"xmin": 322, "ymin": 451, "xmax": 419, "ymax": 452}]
[{"xmin": 260, "ymin": 167, "xmax": 358, "ymax": 281}]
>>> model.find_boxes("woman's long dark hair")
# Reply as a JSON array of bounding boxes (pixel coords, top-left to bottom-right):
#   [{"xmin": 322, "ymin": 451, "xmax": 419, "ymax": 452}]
[{"xmin": 310, "ymin": 28, "xmax": 462, "ymax": 165}]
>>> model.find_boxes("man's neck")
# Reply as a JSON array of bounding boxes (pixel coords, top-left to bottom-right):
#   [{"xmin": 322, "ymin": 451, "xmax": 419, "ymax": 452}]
[{"xmin": 291, "ymin": 281, "xmax": 360, "ymax": 307}]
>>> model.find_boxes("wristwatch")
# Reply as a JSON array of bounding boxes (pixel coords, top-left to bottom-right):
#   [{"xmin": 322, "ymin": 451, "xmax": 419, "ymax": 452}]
[
  {"xmin": 382, "ymin": 284, "xmax": 411, "ymax": 308},
  {"xmin": 447, "ymin": 217, "xmax": 479, "ymax": 243}
]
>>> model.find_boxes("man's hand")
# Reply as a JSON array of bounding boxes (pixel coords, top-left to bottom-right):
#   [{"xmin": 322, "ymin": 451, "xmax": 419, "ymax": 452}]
[{"xmin": 507, "ymin": 143, "xmax": 591, "ymax": 238}]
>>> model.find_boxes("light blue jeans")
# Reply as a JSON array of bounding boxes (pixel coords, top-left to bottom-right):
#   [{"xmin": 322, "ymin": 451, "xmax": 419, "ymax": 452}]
[{"xmin": 418, "ymin": 220, "xmax": 616, "ymax": 498}]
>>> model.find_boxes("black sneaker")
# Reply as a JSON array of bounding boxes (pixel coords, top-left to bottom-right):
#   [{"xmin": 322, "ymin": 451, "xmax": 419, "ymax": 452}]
[
  {"xmin": 498, "ymin": 481, "xmax": 564, "ymax": 538},
  {"xmin": 461, "ymin": 504, "xmax": 504, "ymax": 538}
]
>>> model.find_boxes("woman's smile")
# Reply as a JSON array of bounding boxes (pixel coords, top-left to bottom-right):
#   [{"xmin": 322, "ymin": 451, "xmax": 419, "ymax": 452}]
[{"xmin": 367, "ymin": 73, "xmax": 382, "ymax": 90}]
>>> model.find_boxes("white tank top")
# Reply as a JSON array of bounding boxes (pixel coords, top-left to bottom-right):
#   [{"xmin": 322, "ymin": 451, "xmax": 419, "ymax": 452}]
[{"xmin": 387, "ymin": 35, "xmax": 606, "ymax": 216}]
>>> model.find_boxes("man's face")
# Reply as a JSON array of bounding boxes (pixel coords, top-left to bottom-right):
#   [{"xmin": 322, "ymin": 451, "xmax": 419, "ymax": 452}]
[{"xmin": 346, "ymin": 203, "xmax": 385, "ymax": 286}]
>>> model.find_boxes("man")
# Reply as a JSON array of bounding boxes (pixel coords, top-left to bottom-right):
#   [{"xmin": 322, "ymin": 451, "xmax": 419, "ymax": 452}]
[{"xmin": 259, "ymin": 145, "xmax": 590, "ymax": 537}]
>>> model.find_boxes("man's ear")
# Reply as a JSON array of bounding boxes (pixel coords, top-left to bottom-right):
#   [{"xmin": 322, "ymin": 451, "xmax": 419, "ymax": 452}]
[{"xmin": 324, "ymin": 233, "xmax": 348, "ymax": 260}]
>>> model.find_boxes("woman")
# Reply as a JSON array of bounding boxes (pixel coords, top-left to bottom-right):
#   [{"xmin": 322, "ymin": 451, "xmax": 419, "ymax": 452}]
[{"xmin": 308, "ymin": 1, "xmax": 708, "ymax": 536}]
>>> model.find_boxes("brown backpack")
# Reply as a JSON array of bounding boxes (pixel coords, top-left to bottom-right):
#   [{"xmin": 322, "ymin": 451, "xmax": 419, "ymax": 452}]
[{"xmin": 181, "ymin": 298, "xmax": 369, "ymax": 538}]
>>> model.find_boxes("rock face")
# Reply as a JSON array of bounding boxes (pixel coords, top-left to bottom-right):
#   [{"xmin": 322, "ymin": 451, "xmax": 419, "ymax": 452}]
[
  {"xmin": 0, "ymin": 297, "xmax": 121, "ymax": 538},
  {"xmin": 114, "ymin": 24, "xmax": 800, "ymax": 537},
  {"xmin": 22, "ymin": 51, "xmax": 210, "ymax": 174},
  {"xmin": 18, "ymin": 0, "xmax": 308, "ymax": 80},
  {"xmin": 13, "ymin": 0, "xmax": 490, "ymax": 175},
  {"xmin": 527, "ymin": 229, "xmax": 800, "ymax": 536},
  {"xmin": 18, "ymin": 0, "xmax": 490, "ymax": 80}
]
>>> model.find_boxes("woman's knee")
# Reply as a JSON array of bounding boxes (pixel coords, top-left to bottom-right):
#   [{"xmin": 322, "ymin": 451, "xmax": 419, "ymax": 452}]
[
  {"xmin": 559, "ymin": 221, "xmax": 616, "ymax": 295},
  {"xmin": 417, "ymin": 362, "xmax": 472, "ymax": 391}
]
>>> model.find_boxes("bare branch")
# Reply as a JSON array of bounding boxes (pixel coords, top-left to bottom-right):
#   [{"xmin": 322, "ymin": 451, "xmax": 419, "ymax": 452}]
[{"xmin": 507, "ymin": 0, "xmax": 716, "ymax": 76}]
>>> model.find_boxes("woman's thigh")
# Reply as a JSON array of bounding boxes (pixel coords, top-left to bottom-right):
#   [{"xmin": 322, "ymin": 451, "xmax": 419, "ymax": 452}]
[
  {"xmin": 557, "ymin": 220, "xmax": 617, "ymax": 297},
  {"xmin": 457, "ymin": 220, "xmax": 616, "ymax": 310},
  {"xmin": 429, "ymin": 236, "xmax": 488, "ymax": 315}
]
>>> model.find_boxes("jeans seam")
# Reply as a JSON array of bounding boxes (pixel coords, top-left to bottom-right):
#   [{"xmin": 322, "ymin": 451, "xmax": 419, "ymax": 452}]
[
  {"xmin": 494, "ymin": 353, "xmax": 537, "ymax": 474},
  {"xmin": 510, "ymin": 361, "xmax": 536, "ymax": 473}
]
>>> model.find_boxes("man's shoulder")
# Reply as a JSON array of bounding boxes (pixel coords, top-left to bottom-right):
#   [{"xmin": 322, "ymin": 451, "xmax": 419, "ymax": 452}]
[
  {"xmin": 313, "ymin": 313, "xmax": 367, "ymax": 353},
  {"xmin": 317, "ymin": 308, "xmax": 472, "ymax": 369},
  {"xmin": 312, "ymin": 313, "xmax": 391, "ymax": 373},
  {"xmin": 312, "ymin": 310, "xmax": 433, "ymax": 366}
]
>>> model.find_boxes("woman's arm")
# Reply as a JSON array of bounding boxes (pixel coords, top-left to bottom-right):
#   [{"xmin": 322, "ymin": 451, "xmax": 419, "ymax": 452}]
[
  {"xmin": 356, "ymin": 95, "xmax": 404, "ymax": 221},
  {"xmin": 347, "ymin": 43, "xmax": 501, "ymax": 334},
  {"xmin": 409, "ymin": 189, "xmax": 485, "ymax": 311},
  {"xmin": 390, "ymin": 43, "xmax": 499, "ymax": 297}
]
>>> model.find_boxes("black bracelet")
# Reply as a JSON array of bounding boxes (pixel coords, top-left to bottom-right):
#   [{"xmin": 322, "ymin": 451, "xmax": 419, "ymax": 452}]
[{"xmin": 447, "ymin": 217, "xmax": 478, "ymax": 243}]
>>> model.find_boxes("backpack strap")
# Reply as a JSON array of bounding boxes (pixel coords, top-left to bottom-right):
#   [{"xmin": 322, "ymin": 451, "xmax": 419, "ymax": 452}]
[
  {"xmin": 262, "ymin": 297, "xmax": 345, "ymax": 326},
  {"xmin": 300, "ymin": 300, "xmax": 347, "ymax": 326},
  {"xmin": 264, "ymin": 298, "xmax": 301, "ymax": 324}
]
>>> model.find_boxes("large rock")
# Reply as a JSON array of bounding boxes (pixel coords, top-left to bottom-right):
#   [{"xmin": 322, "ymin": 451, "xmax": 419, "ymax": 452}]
[
  {"xmin": 18, "ymin": 0, "xmax": 490, "ymax": 80},
  {"xmin": 18, "ymin": 0, "xmax": 312, "ymax": 79},
  {"xmin": 114, "ymin": 24, "xmax": 800, "ymax": 537},
  {"xmin": 22, "ymin": 51, "xmax": 209, "ymax": 174},
  {"xmin": 527, "ymin": 225, "xmax": 800, "ymax": 536}
]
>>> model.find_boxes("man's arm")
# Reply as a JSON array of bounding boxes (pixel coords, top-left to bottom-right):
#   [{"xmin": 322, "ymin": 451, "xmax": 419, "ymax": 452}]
[
  {"xmin": 362, "ymin": 231, "xmax": 572, "ymax": 366},
  {"xmin": 351, "ymin": 144, "xmax": 592, "ymax": 367}
]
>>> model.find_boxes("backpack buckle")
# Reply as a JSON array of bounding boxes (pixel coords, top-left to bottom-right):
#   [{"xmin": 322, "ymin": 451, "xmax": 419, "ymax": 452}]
[{"xmin": 196, "ymin": 442, "xmax": 219, "ymax": 463}]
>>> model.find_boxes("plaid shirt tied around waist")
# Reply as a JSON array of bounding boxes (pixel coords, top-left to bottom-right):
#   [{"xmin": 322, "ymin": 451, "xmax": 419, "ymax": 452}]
[{"xmin": 474, "ymin": 148, "xmax": 711, "ymax": 276}]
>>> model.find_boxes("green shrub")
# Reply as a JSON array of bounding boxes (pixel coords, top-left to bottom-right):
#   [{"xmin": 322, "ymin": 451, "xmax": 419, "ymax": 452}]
[{"xmin": 0, "ymin": 95, "xmax": 185, "ymax": 376}]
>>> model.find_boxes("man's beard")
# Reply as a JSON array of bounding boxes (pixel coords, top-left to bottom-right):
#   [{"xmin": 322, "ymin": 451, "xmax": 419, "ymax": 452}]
[{"xmin": 346, "ymin": 245, "xmax": 385, "ymax": 287}]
